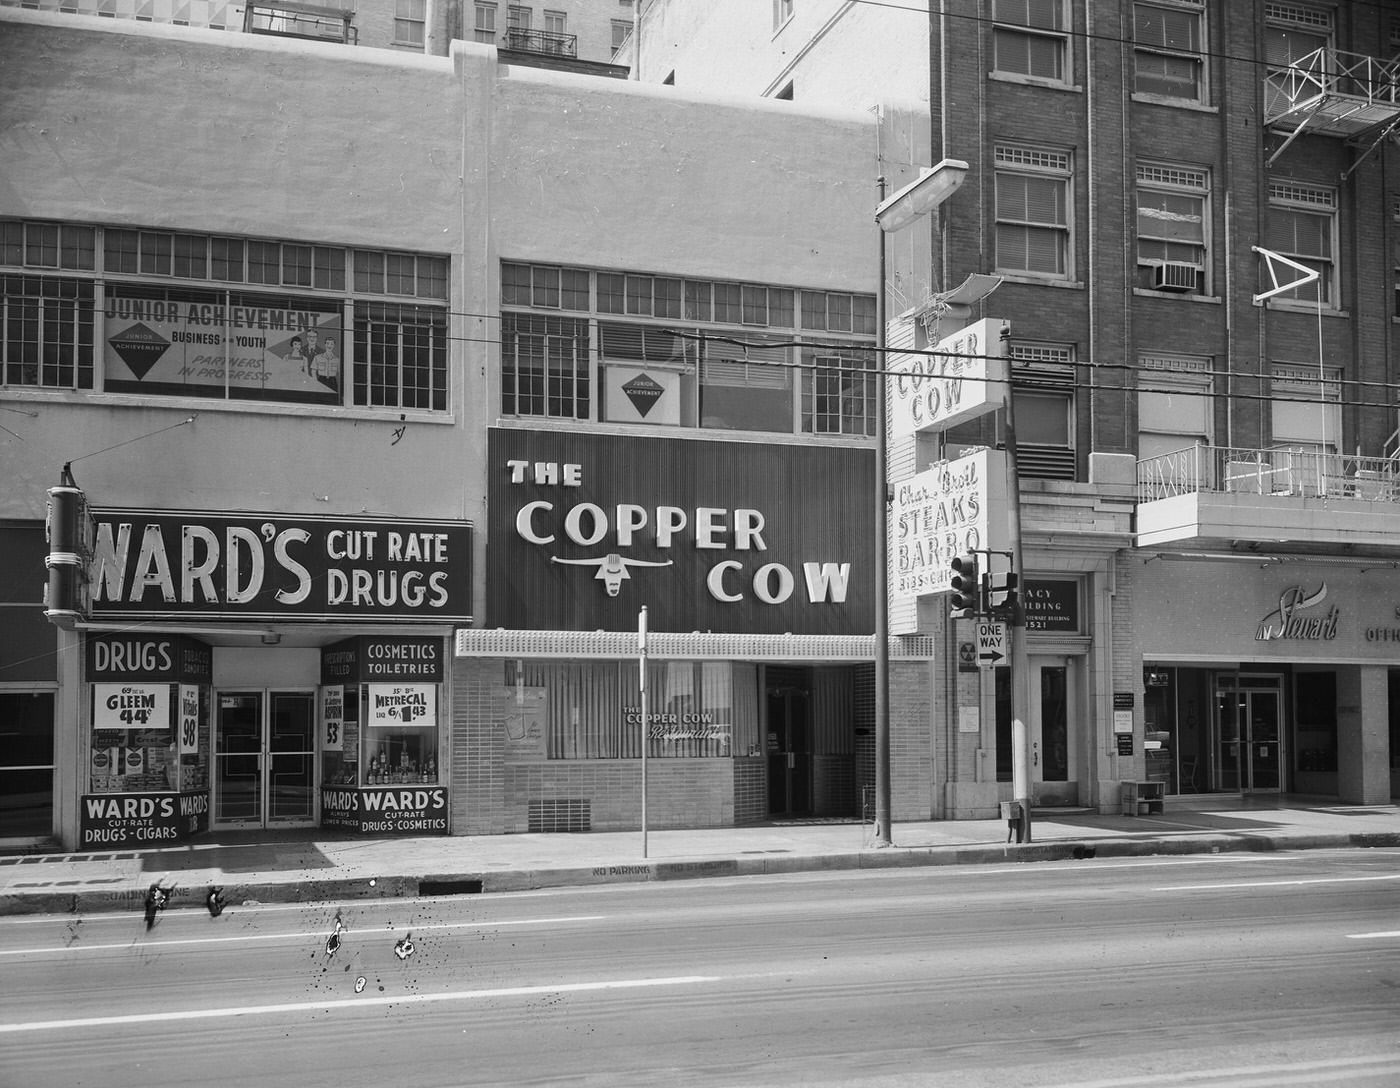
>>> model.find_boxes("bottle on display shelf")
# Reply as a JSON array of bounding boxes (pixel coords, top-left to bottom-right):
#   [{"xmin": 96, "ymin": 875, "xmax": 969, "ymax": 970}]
[{"xmin": 427, "ymin": 757, "xmax": 436, "ymax": 782}]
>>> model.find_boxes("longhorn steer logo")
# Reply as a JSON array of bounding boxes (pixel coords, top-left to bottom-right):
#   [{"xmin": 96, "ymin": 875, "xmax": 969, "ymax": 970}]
[{"xmin": 551, "ymin": 553, "xmax": 673, "ymax": 597}]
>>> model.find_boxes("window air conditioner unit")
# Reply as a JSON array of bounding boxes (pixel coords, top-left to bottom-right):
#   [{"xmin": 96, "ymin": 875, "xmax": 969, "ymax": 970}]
[{"xmin": 1153, "ymin": 262, "xmax": 1199, "ymax": 292}]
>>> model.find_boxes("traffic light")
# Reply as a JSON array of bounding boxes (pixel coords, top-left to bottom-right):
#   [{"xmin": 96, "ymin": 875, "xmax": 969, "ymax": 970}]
[
  {"xmin": 949, "ymin": 552, "xmax": 981, "ymax": 617},
  {"xmin": 990, "ymin": 571, "xmax": 1019, "ymax": 618}
]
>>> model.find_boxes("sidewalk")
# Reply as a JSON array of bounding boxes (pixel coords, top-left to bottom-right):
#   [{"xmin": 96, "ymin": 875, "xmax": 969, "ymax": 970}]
[{"xmin": 3, "ymin": 797, "xmax": 1398, "ymax": 916}]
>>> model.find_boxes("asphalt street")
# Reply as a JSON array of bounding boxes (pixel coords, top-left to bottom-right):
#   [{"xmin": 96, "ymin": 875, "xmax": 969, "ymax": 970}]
[{"xmin": 3, "ymin": 847, "xmax": 1399, "ymax": 1088}]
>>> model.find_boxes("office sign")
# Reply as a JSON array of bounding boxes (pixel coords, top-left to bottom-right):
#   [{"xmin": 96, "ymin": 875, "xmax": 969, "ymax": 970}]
[{"xmin": 1024, "ymin": 579, "xmax": 1080, "ymax": 632}]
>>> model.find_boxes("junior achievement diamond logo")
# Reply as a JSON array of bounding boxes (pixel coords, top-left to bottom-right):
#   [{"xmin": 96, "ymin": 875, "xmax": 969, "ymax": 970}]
[
  {"xmin": 622, "ymin": 372, "xmax": 665, "ymax": 418},
  {"xmin": 108, "ymin": 323, "xmax": 170, "ymax": 379}
]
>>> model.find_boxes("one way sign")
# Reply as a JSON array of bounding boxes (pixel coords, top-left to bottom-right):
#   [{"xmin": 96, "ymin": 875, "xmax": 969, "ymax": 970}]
[{"xmin": 976, "ymin": 620, "xmax": 1007, "ymax": 667}]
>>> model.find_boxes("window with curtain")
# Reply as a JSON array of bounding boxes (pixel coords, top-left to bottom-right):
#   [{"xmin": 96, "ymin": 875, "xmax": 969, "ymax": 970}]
[
  {"xmin": 995, "ymin": 145, "xmax": 1071, "ymax": 278},
  {"xmin": 1138, "ymin": 353, "xmax": 1214, "ymax": 490},
  {"xmin": 991, "ymin": 0, "xmax": 1069, "ymax": 83},
  {"xmin": 474, "ymin": 2, "xmax": 496, "ymax": 41},
  {"xmin": 507, "ymin": 660, "xmax": 758, "ymax": 759},
  {"xmin": 1263, "ymin": 7, "xmax": 1332, "ymax": 117},
  {"xmin": 1137, "ymin": 162, "xmax": 1208, "ymax": 292},
  {"xmin": 700, "ymin": 338, "xmax": 791, "ymax": 432},
  {"xmin": 1271, "ymin": 363, "xmax": 1340, "ymax": 455},
  {"xmin": 394, "ymin": 0, "xmax": 425, "ymax": 45},
  {"xmin": 1133, "ymin": 1, "xmax": 1205, "ymax": 101},
  {"xmin": 1266, "ymin": 181, "xmax": 1336, "ymax": 307}
]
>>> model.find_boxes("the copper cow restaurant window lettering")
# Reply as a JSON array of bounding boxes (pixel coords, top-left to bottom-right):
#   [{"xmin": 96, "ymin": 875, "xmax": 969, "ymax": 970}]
[{"xmin": 504, "ymin": 659, "xmax": 759, "ymax": 759}]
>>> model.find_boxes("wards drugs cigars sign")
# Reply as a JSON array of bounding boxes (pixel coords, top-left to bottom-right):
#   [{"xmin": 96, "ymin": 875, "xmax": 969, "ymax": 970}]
[{"xmin": 89, "ymin": 510, "xmax": 472, "ymax": 622}]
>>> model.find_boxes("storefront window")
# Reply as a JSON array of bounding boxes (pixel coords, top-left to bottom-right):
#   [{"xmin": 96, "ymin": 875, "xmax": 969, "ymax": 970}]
[
  {"xmin": 0, "ymin": 691, "xmax": 55, "ymax": 838},
  {"xmin": 506, "ymin": 659, "xmax": 759, "ymax": 759},
  {"xmin": 1294, "ymin": 670, "xmax": 1337, "ymax": 775},
  {"xmin": 361, "ymin": 683, "xmax": 440, "ymax": 784}
]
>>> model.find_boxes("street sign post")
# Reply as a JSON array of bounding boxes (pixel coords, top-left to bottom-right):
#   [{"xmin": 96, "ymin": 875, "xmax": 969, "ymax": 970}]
[{"xmin": 975, "ymin": 620, "xmax": 1007, "ymax": 667}]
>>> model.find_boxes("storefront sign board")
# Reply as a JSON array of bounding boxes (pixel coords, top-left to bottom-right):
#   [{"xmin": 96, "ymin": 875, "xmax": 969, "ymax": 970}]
[
  {"xmin": 87, "ymin": 633, "xmax": 212, "ymax": 683},
  {"xmin": 487, "ymin": 429, "xmax": 873, "ymax": 634},
  {"xmin": 79, "ymin": 790, "xmax": 209, "ymax": 847},
  {"xmin": 888, "ymin": 318, "xmax": 1010, "ymax": 438},
  {"xmin": 92, "ymin": 683, "xmax": 170, "ymax": 730},
  {"xmin": 88, "ymin": 511, "xmax": 472, "ymax": 623},
  {"xmin": 321, "ymin": 635, "xmax": 445, "ymax": 683},
  {"xmin": 893, "ymin": 449, "xmax": 1009, "ymax": 598},
  {"xmin": 366, "ymin": 683, "xmax": 437, "ymax": 726},
  {"xmin": 319, "ymin": 786, "xmax": 449, "ymax": 834}
]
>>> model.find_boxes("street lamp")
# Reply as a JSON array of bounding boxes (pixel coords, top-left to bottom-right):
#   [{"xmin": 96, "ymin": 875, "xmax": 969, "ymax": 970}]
[{"xmin": 873, "ymin": 158, "xmax": 969, "ymax": 846}]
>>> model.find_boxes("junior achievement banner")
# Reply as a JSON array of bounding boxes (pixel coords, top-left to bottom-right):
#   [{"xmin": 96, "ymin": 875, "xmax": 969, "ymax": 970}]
[{"xmin": 104, "ymin": 288, "xmax": 343, "ymax": 403}]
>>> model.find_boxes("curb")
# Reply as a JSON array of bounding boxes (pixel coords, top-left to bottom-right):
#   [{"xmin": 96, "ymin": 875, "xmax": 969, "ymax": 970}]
[{"xmin": 4, "ymin": 830, "xmax": 1397, "ymax": 917}]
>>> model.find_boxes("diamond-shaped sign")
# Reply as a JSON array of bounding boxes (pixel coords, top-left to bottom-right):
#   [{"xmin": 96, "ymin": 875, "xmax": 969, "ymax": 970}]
[
  {"xmin": 622, "ymin": 372, "xmax": 665, "ymax": 418},
  {"xmin": 108, "ymin": 323, "xmax": 170, "ymax": 379}
]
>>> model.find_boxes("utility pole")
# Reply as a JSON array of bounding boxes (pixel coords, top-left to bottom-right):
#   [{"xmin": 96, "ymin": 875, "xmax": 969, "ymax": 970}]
[{"xmin": 1000, "ymin": 334, "xmax": 1033, "ymax": 844}]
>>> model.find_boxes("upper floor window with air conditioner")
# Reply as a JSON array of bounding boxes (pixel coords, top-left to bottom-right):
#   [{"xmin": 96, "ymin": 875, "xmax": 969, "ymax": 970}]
[
  {"xmin": 994, "ymin": 145, "xmax": 1072, "ymax": 280},
  {"xmin": 1133, "ymin": 0, "xmax": 1206, "ymax": 103},
  {"xmin": 992, "ymin": 0, "xmax": 1070, "ymax": 86},
  {"xmin": 1137, "ymin": 162, "xmax": 1209, "ymax": 294}
]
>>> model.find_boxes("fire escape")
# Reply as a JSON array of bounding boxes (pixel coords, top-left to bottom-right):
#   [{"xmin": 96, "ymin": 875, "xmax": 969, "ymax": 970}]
[{"xmin": 1264, "ymin": 47, "xmax": 1400, "ymax": 176}]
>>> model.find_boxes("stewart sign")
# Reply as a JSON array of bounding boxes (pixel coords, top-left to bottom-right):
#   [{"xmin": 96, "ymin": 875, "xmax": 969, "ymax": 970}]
[{"xmin": 88, "ymin": 510, "xmax": 472, "ymax": 622}]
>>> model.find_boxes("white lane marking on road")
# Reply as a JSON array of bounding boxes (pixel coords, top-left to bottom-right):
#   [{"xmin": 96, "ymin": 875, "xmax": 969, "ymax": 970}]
[
  {"xmin": 0, "ymin": 975, "xmax": 720, "ymax": 1034},
  {"xmin": 1346, "ymin": 930, "xmax": 1400, "ymax": 940},
  {"xmin": 0, "ymin": 915, "xmax": 605, "ymax": 957},
  {"xmin": 1157, "ymin": 873, "xmax": 1400, "ymax": 891}
]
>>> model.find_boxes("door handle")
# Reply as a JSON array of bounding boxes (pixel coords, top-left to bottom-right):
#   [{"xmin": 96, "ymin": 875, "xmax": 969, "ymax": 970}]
[{"xmin": 788, "ymin": 753, "xmax": 795, "ymax": 770}]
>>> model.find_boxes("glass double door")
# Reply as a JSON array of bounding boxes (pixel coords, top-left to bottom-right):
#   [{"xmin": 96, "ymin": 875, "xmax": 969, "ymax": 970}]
[
  {"xmin": 215, "ymin": 690, "xmax": 317, "ymax": 827},
  {"xmin": 1213, "ymin": 679, "xmax": 1283, "ymax": 792}
]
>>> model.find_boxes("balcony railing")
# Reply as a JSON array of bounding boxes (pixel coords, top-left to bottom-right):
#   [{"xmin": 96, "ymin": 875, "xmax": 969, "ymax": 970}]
[
  {"xmin": 1264, "ymin": 47, "xmax": 1400, "ymax": 133},
  {"xmin": 1137, "ymin": 444, "xmax": 1400, "ymax": 504},
  {"xmin": 502, "ymin": 27, "xmax": 578, "ymax": 58}
]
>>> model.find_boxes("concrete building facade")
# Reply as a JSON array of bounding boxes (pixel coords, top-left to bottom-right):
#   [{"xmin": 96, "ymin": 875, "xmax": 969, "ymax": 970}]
[{"xmin": 0, "ymin": 8, "xmax": 922, "ymax": 849}]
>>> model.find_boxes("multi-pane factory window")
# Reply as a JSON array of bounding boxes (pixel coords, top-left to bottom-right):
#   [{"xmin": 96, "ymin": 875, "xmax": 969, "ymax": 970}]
[
  {"xmin": 1, "ymin": 217, "xmax": 448, "ymax": 410},
  {"xmin": 501, "ymin": 261, "xmax": 875, "ymax": 436}
]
